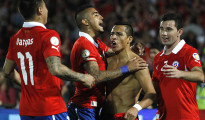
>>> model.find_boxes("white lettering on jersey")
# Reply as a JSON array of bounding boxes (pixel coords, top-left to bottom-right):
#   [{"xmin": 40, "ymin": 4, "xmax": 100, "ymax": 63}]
[
  {"xmin": 16, "ymin": 38, "xmax": 33, "ymax": 47},
  {"xmin": 52, "ymin": 46, "xmax": 59, "ymax": 52},
  {"xmin": 161, "ymin": 60, "xmax": 168, "ymax": 71}
]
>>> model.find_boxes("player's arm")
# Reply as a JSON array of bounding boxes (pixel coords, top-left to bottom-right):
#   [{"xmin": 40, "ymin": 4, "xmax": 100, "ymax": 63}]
[
  {"xmin": 3, "ymin": 59, "xmax": 21, "ymax": 85},
  {"xmin": 83, "ymin": 58, "xmax": 148, "ymax": 84},
  {"xmin": 124, "ymin": 68, "xmax": 156, "ymax": 120},
  {"xmin": 45, "ymin": 56, "xmax": 95, "ymax": 88},
  {"xmin": 163, "ymin": 65, "xmax": 204, "ymax": 83},
  {"xmin": 134, "ymin": 68, "xmax": 156, "ymax": 109},
  {"xmin": 105, "ymin": 47, "xmax": 115, "ymax": 58}
]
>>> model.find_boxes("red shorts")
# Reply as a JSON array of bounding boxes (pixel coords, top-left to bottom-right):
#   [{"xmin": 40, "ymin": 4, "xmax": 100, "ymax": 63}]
[{"xmin": 114, "ymin": 113, "xmax": 138, "ymax": 120}]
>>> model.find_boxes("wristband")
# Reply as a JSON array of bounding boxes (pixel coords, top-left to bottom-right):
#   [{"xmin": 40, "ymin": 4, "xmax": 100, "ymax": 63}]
[
  {"xmin": 120, "ymin": 65, "xmax": 129, "ymax": 74},
  {"xmin": 133, "ymin": 104, "xmax": 142, "ymax": 111}
]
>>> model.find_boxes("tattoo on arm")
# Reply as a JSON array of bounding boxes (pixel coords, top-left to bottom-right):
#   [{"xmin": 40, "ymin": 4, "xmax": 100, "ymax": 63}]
[
  {"xmin": 46, "ymin": 56, "xmax": 83, "ymax": 81},
  {"xmin": 83, "ymin": 61, "xmax": 122, "ymax": 83}
]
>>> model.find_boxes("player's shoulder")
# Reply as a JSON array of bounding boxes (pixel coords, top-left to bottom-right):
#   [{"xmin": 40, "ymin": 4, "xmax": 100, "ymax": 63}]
[
  {"xmin": 131, "ymin": 51, "xmax": 141, "ymax": 59},
  {"xmin": 40, "ymin": 29, "xmax": 59, "ymax": 37},
  {"xmin": 183, "ymin": 43, "xmax": 197, "ymax": 51}
]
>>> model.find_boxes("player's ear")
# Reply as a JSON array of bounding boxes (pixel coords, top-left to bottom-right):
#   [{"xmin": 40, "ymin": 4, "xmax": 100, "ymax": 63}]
[
  {"xmin": 37, "ymin": 6, "xmax": 43, "ymax": 15},
  {"xmin": 127, "ymin": 36, "xmax": 133, "ymax": 44},
  {"xmin": 177, "ymin": 28, "xmax": 183, "ymax": 37},
  {"xmin": 82, "ymin": 19, "xmax": 89, "ymax": 26}
]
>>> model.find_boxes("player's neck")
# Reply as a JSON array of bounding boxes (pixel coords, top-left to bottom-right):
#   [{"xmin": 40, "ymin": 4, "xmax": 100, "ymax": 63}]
[
  {"xmin": 165, "ymin": 39, "xmax": 180, "ymax": 55},
  {"xmin": 25, "ymin": 17, "xmax": 45, "ymax": 25},
  {"xmin": 81, "ymin": 28, "xmax": 98, "ymax": 41},
  {"xmin": 115, "ymin": 47, "xmax": 132, "ymax": 62}
]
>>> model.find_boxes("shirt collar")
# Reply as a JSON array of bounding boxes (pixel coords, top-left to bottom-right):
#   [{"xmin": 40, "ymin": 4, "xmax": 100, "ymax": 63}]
[
  {"xmin": 79, "ymin": 31, "xmax": 99, "ymax": 48},
  {"xmin": 23, "ymin": 22, "xmax": 46, "ymax": 29},
  {"xmin": 160, "ymin": 39, "xmax": 186, "ymax": 56}
]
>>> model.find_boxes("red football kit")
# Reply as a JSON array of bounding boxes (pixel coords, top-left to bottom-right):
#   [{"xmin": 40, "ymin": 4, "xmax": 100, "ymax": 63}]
[
  {"xmin": 69, "ymin": 31, "xmax": 108, "ymax": 109},
  {"xmin": 6, "ymin": 22, "xmax": 67, "ymax": 116},
  {"xmin": 152, "ymin": 40, "xmax": 201, "ymax": 120}
]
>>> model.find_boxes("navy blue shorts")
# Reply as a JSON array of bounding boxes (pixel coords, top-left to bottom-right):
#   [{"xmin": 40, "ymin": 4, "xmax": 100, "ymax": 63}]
[
  {"xmin": 67, "ymin": 102, "xmax": 101, "ymax": 120},
  {"xmin": 20, "ymin": 112, "xmax": 69, "ymax": 120}
]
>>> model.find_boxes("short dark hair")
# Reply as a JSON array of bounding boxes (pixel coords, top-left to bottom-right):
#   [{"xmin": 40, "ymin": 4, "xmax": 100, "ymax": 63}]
[
  {"xmin": 114, "ymin": 22, "xmax": 133, "ymax": 37},
  {"xmin": 75, "ymin": 4, "xmax": 94, "ymax": 29},
  {"xmin": 18, "ymin": 0, "xmax": 43, "ymax": 20},
  {"xmin": 160, "ymin": 13, "xmax": 183, "ymax": 30}
]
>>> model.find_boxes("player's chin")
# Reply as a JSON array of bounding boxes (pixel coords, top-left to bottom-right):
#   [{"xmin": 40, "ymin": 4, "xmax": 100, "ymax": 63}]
[{"xmin": 98, "ymin": 29, "xmax": 104, "ymax": 34}]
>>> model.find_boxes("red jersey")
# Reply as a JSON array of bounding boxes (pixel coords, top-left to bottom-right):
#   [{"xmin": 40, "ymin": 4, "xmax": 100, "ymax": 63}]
[
  {"xmin": 152, "ymin": 40, "xmax": 201, "ymax": 120},
  {"xmin": 69, "ymin": 32, "xmax": 108, "ymax": 109},
  {"xmin": 6, "ymin": 22, "xmax": 67, "ymax": 116}
]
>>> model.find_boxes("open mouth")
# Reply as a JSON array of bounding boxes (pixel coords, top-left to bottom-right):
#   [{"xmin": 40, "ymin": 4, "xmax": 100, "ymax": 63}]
[
  {"xmin": 99, "ymin": 22, "xmax": 104, "ymax": 28},
  {"xmin": 111, "ymin": 41, "xmax": 117, "ymax": 47}
]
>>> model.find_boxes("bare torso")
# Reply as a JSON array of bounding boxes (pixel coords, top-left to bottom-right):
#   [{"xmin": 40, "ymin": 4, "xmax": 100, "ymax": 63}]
[{"xmin": 103, "ymin": 52, "xmax": 142, "ymax": 114}]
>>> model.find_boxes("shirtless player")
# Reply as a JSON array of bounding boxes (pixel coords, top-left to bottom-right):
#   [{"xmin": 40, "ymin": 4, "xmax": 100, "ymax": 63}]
[{"xmin": 100, "ymin": 23, "xmax": 156, "ymax": 120}]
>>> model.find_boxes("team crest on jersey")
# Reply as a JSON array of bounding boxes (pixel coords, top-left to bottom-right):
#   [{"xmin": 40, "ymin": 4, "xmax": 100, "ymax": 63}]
[
  {"xmin": 82, "ymin": 49, "xmax": 90, "ymax": 58},
  {"xmin": 50, "ymin": 37, "xmax": 59, "ymax": 46},
  {"xmin": 193, "ymin": 53, "xmax": 200, "ymax": 60},
  {"xmin": 172, "ymin": 61, "xmax": 179, "ymax": 68}
]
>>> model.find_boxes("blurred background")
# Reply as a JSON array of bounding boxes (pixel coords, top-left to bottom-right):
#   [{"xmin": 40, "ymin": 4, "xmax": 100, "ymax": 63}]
[{"xmin": 0, "ymin": 0, "xmax": 205, "ymax": 119}]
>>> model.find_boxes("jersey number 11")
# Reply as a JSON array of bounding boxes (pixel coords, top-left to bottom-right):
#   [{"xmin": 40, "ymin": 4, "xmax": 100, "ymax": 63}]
[{"xmin": 17, "ymin": 52, "xmax": 34, "ymax": 85}]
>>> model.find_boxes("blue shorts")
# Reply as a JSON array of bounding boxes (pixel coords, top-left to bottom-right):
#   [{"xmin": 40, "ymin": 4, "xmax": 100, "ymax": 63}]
[
  {"xmin": 20, "ymin": 112, "xmax": 69, "ymax": 120},
  {"xmin": 67, "ymin": 102, "xmax": 101, "ymax": 120}
]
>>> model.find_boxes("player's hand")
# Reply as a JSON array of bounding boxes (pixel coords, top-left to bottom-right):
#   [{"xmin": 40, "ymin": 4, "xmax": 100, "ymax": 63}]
[
  {"xmin": 81, "ymin": 74, "xmax": 95, "ymax": 88},
  {"xmin": 124, "ymin": 107, "xmax": 138, "ymax": 120},
  {"xmin": 126, "ymin": 57, "xmax": 148, "ymax": 72},
  {"xmin": 163, "ymin": 65, "xmax": 182, "ymax": 78}
]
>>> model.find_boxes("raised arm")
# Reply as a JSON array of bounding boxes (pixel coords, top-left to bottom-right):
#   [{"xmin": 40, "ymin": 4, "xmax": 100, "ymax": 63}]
[
  {"xmin": 45, "ymin": 56, "xmax": 95, "ymax": 88},
  {"xmin": 83, "ymin": 58, "xmax": 148, "ymax": 84}
]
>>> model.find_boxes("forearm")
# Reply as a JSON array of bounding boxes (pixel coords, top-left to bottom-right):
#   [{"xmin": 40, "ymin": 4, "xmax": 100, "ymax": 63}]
[
  {"xmin": 46, "ymin": 56, "xmax": 84, "ymax": 82},
  {"xmin": 137, "ymin": 92, "xmax": 156, "ymax": 109},
  {"xmin": 52, "ymin": 64, "xmax": 84, "ymax": 82},
  {"xmin": 93, "ymin": 69, "xmax": 123, "ymax": 83},
  {"xmin": 180, "ymin": 70, "xmax": 204, "ymax": 83}
]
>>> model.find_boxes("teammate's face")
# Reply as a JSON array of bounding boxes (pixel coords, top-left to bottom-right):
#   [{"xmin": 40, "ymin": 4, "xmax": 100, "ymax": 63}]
[
  {"xmin": 110, "ymin": 25, "xmax": 129, "ymax": 52},
  {"xmin": 87, "ymin": 8, "xmax": 104, "ymax": 32},
  {"xmin": 41, "ymin": 0, "xmax": 48, "ymax": 24},
  {"xmin": 159, "ymin": 20, "xmax": 181, "ymax": 47}
]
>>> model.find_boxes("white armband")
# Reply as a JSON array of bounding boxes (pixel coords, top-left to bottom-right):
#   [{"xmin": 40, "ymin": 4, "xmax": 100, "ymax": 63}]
[{"xmin": 133, "ymin": 104, "xmax": 142, "ymax": 111}]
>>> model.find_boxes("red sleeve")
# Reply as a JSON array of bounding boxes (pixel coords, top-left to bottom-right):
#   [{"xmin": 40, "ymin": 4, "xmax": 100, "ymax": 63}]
[
  {"xmin": 42, "ymin": 30, "xmax": 61, "ymax": 59},
  {"xmin": 97, "ymin": 38, "xmax": 109, "ymax": 52},
  {"xmin": 78, "ymin": 40, "xmax": 98, "ymax": 64},
  {"xmin": 185, "ymin": 48, "xmax": 202, "ymax": 70},
  {"xmin": 6, "ymin": 36, "xmax": 15, "ymax": 60}
]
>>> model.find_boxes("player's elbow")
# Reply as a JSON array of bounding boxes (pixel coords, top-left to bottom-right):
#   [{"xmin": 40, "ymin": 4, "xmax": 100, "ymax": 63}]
[{"xmin": 200, "ymin": 74, "xmax": 205, "ymax": 83}]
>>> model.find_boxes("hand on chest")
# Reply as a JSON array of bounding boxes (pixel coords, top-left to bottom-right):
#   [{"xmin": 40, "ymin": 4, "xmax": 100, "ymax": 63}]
[{"xmin": 156, "ymin": 56, "xmax": 185, "ymax": 73}]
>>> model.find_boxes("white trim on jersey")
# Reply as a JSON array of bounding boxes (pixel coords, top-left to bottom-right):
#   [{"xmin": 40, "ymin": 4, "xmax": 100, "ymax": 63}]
[
  {"xmin": 79, "ymin": 31, "xmax": 99, "ymax": 48},
  {"xmin": 160, "ymin": 39, "xmax": 186, "ymax": 56},
  {"xmin": 23, "ymin": 22, "xmax": 46, "ymax": 29}
]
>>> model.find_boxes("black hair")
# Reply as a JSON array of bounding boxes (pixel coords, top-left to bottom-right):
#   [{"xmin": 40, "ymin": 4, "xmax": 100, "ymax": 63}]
[
  {"xmin": 160, "ymin": 13, "xmax": 183, "ymax": 30},
  {"xmin": 18, "ymin": 0, "xmax": 43, "ymax": 20},
  {"xmin": 114, "ymin": 22, "xmax": 133, "ymax": 37},
  {"xmin": 75, "ymin": 4, "xmax": 94, "ymax": 29}
]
